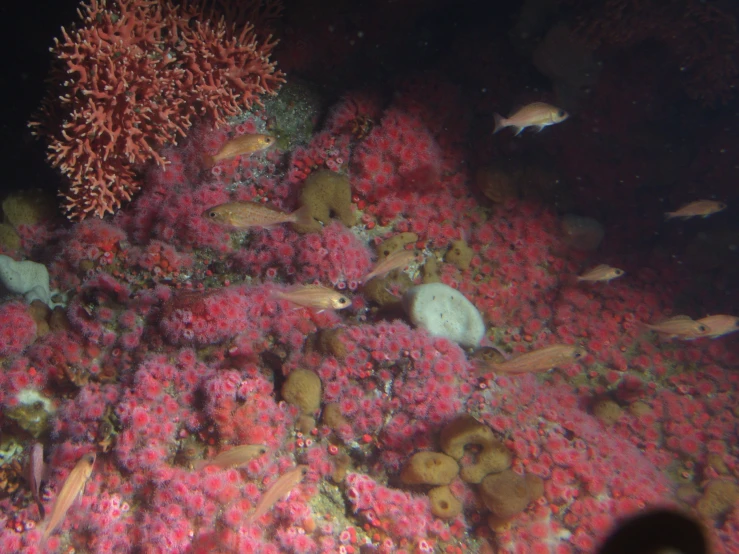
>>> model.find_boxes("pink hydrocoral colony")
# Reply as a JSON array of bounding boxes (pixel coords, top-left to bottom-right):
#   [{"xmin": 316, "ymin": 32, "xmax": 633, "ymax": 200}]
[{"xmin": 29, "ymin": 0, "xmax": 284, "ymax": 220}]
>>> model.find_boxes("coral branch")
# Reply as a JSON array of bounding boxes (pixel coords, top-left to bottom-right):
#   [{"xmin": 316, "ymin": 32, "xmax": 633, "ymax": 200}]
[{"xmin": 29, "ymin": 0, "xmax": 285, "ymax": 220}]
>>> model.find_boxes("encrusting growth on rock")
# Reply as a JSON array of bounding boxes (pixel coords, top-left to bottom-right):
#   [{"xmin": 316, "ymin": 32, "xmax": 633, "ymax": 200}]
[{"xmin": 296, "ymin": 170, "xmax": 356, "ymax": 233}]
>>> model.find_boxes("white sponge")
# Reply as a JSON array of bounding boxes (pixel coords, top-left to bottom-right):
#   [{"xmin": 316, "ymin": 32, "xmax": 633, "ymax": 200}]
[
  {"xmin": 402, "ymin": 283, "xmax": 485, "ymax": 348},
  {"xmin": 0, "ymin": 254, "xmax": 53, "ymax": 306}
]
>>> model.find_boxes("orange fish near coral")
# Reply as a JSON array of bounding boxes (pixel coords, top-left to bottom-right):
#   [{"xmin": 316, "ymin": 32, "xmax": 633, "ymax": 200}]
[
  {"xmin": 195, "ymin": 444, "xmax": 268, "ymax": 470},
  {"xmin": 246, "ymin": 465, "xmax": 309, "ymax": 524},
  {"xmin": 577, "ymin": 264, "xmax": 624, "ymax": 282},
  {"xmin": 204, "ymin": 202, "xmax": 312, "ymax": 229},
  {"xmin": 363, "ymin": 249, "xmax": 417, "ymax": 283},
  {"xmin": 695, "ymin": 315, "xmax": 739, "ymax": 339},
  {"xmin": 665, "ymin": 200, "xmax": 726, "ymax": 220},
  {"xmin": 28, "ymin": 442, "xmax": 45, "ymax": 519},
  {"xmin": 493, "ymin": 102, "xmax": 568, "ymax": 135},
  {"xmin": 487, "ymin": 344, "xmax": 585, "ymax": 374},
  {"xmin": 41, "ymin": 452, "xmax": 96, "ymax": 544},
  {"xmin": 644, "ymin": 315, "xmax": 710, "ymax": 340},
  {"xmin": 273, "ymin": 284, "xmax": 351, "ymax": 311},
  {"xmin": 204, "ymin": 133, "xmax": 275, "ymax": 167}
]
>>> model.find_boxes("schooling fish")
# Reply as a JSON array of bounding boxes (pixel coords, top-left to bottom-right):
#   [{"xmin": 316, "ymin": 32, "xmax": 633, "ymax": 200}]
[
  {"xmin": 644, "ymin": 315, "xmax": 710, "ymax": 340},
  {"xmin": 204, "ymin": 202, "xmax": 313, "ymax": 229},
  {"xmin": 487, "ymin": 344, "xmax": 585, "ymax": 375},
  {"xmin": 41, "ymin": 452, "xmax": 96, "ymax": 544},
  {"xmin": 246, "ymin": 465, "xmax": 309, "ymax": 524},
  {"xmin": 273, "ymin": 284, "xmax": 352, "ymax": 311},
  {"xmin": 493, "ymin": 102, "xmax": 568, "ymax": 135},
  {"xmin": 204, "ymin": 133, "xmax": 275, "ymax": 167},
  {"xmin": 695, "ymin": 314, "xmax": 739, "ymax": 339},
  {"xmin": 195, "ymin": 444, "xmax": 268, "ymax": 471},
  {"xmin": 577, "ymin": 264, "xmax": 625, "ymax": 282},
  {"xmin": 665, "ymin": 200, "xmax": 726, "ymax": 220}
]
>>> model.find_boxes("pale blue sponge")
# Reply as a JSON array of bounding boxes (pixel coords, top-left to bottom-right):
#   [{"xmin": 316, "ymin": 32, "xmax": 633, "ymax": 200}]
[{"xmin": 0, "ymin": 254, "xmax": 53, "ymax": 306}]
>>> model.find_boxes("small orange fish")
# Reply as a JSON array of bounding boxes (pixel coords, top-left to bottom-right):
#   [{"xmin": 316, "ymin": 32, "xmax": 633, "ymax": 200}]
[
  {"xmin": 363, "ymin": 249, "xmax": 417, "ymax": 282},
  {"xmin": 246, "ymin": 465, "xmax": 308, "ymax": 524},
  {"xmin": 195, "ymin": 444, "xmax": 268, "ymax": 470},
  {"xmin": 493, "ymin": 102, "xmax": 568, "ymax": 135},
  {"xmin": 488, "ymin": 344, "xmax": 585, "ymax": 374},
  {"xmin": 577, "ymin": 264, "xmax": 625, "ymax": 282},
  {"xmin": 204, "ymin": 133, "xmax": 275, "ymax": 167},
  {"xmin": 645, "ymin": 315, "xmax": 710, "ymax": 340},
  {"xmin": 665, "ymin": 200, "xmax": 726, "ymax": 220},
  {"xmin": 41, "ymin": 452, "xmax": 96, "ymax": 544},
  {"xmin": 204, "ymin": 202, "xmax": 313, "ymax": 229},
  {"xmin": 27, "ymin": 442, "xmax": 45, "ymax": 519},
  {"xmin": 273, "ymin": 284, "xmax": 351, "ymax": 311},
  {"xmin": 695, "ymin": 315, "xmax": 739, "ymax": 339}
]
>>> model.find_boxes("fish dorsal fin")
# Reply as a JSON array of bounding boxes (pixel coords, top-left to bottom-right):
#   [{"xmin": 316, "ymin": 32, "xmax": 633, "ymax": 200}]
[{"xmin": 665, "ymin": 314, "xmax": 693, "ymax": 322}]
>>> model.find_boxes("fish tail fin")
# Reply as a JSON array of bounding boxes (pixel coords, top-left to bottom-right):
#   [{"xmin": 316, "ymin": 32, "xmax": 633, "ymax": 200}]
[
  {"xmin": 201, "ymin": 151, "xmax": 216, "ymax": 169},
  {"xmin": 664, "ymin": 211, "xmax": 675, "ymax": 220},
  {"xmin": 383, "ymin": 286, "xmax": 402, "ymax": 299},
  {"xmin": 493, "ymin": 113, "xmax": 506, "ymax": 134},
  {"xmin": 291, "ymin": 204, "xmax": 315, "ymax": 229},
  {"xmin": 270, "ymin": 288, "xmax": 298, "ymax": 309},
  {"xmin": 40, "ymin": 525, "xmax": 51, "ymax": 549}
]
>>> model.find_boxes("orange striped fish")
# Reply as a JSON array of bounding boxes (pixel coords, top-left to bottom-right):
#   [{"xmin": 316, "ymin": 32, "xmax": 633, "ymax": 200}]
[
  {"xmin": 41, "ymin": 452, "xmax": 96, "ymax": 543},
  {"xmin": 204, "ymin": 133, "xmax": 275, "ymax": 167},
  {"xmin": 577, "ymin": 264, "xmax": 624, "ymax": 282},
  {"xmin": 645, "ymin": 315, "xmax": 710, "ymax": 340},
  {"xmin": 363, "ymin": 249, "xmax": 417, "ymax": 283},
  {"xmin": 273, "ymin": 285, "xmax": 351, "ymax": 311},
  {"xmin": 28, "ymin": 442, "xmax": 45, "ymax": 519},
  {"xmin": 665, "ymin": 200, "xmax": 726, "ymax": 220},
  {"xmin": 493, "ymin": 102, "xmax": 568, "ymax": 135},
  {"xmin": 246, "ymin": 465, "xmax": 308, "ymax": 524},
  {"xmin": 489, "ymin": 344, "xmax": 585, "ymax": 374},
  {"xmin": 195, "ymin": 444, "xmax": 267, "ymax": 471},
  {"xmin": 203, "ymin": 202, "xmax": 313, "ymax": 229}
]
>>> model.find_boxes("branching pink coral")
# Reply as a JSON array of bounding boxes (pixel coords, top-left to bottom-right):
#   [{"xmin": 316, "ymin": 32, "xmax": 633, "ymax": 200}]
[{"xmin": 30, "ymin": 0, "xmax": 285, "ymax": 220}]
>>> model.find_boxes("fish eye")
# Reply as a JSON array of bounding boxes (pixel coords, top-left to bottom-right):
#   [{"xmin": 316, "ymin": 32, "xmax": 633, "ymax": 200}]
[
  {"xmin": 338, "ymin": 297, "xmax": 348, "ymax": 304},
  {"xmin": 208, "ymin": 211, "xmax": 217, "ymax": 218},
  {"xmin": 698, "ymin": 325, "xmax": 707, "ymax": 332},
  {"xmin": 557, "ymin": 110, "xmax": 566, "ymax": 117},
  {"xmin": 615, "ymin": 269, "xmax": 623, "ymax": 275},
  {"xmin": 573, "ymin": 350, "xmax": 582, "ymax": 359}
]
